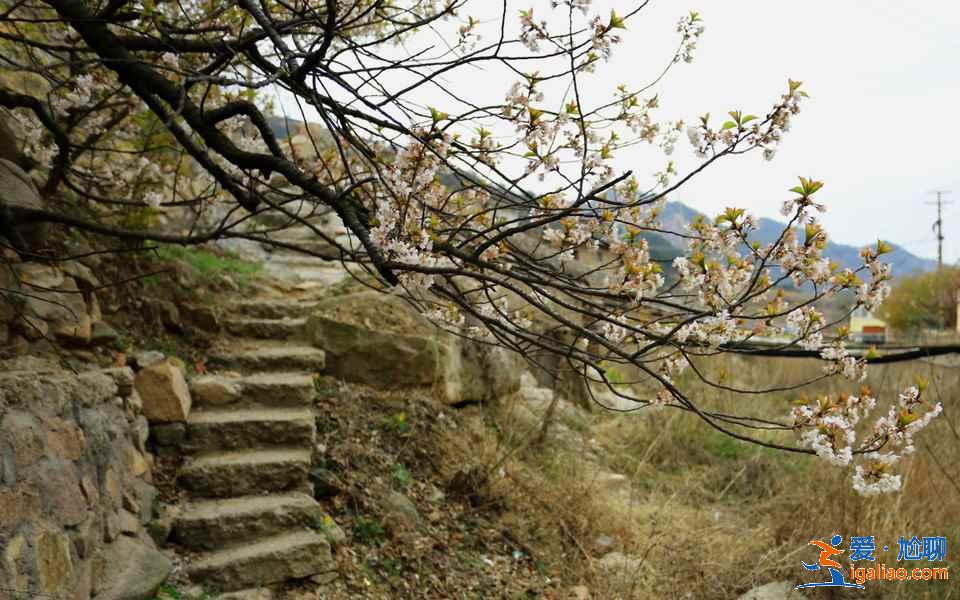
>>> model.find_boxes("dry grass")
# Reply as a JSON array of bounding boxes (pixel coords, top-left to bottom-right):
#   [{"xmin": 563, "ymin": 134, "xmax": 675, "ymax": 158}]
[{"xmin": 437, "ymin": 355, "xmax": 960, "ymax": 599}]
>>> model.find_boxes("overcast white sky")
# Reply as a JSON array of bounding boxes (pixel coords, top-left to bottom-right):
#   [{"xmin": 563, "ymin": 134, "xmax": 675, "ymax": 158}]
[
  {"xmin": 286, "ymin": 1, "xmax": 959, "ymax": 262},
  {"xmin": 643, "ymin": 0, "xmax": 960, "ymax": 263}
]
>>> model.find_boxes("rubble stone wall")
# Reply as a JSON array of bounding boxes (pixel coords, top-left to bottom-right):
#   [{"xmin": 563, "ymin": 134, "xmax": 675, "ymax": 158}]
[{"xmin": 0, "ymin": 358, "xmax": 171, "ymax": 600}]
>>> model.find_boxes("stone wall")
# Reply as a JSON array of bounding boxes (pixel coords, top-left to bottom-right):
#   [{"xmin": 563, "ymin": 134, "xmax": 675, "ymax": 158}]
[{"xmin": 0, "ymin": 357, "xmax": 171, "ymax": 600}]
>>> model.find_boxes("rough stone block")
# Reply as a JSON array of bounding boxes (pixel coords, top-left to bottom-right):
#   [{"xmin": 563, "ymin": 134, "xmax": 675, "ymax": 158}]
[
  {"xmin": 102, "ymin": 468, "xmax": 122, "ymax": 510},
  {"xmin": 36, "ymin": 459, "xmax": 87, "ymax": 527},
  {"xmin": 124, "ymin": 445, "xmax": 149, "ymax": 477},
  {"xmin": 134, "ymin": 360, "xmax": 191, "ymax": 423},
  {"xmin": 3, "ymin": 534, "xmax": 29, "ymax": 592},
  {"xmin": 90, "ymin": 321, "xmax": 120, "ymax": 346},
  {"xmin": 190, "ymin": 376, "xmax": 242, "ymax": 406},
  {"xmin": 2, "ymin": 411, "xmax": 43, "ymax": 469},
  {"xmin": 35, "ymin": 528, "xmax": 74, "ymax": 594},
  {"xmin": 0, "ymin": 482, "xmax": 41, "ymax": 528},
  {"xmin": 95, "ymin": 537, "xmax": 172, "ymax": 600},
  {"xmin": 71, "ymin": 516, "xmax": 98, "ymax": 559},
  {"xmin": 42, "ymin": 415, "xmax": 86, "ymax": 461}
]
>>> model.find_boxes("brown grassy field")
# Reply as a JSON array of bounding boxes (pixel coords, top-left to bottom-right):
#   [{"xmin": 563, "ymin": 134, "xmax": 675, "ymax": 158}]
[{"xmin": 440, "ymin": 354, "xmax": 959, "ymax": 599}]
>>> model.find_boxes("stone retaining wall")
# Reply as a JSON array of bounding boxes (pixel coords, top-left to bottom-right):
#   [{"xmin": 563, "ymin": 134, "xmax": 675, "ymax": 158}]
[{"xmin": 0, "ymin": 357, "xmax": 171, "ymax": 600}]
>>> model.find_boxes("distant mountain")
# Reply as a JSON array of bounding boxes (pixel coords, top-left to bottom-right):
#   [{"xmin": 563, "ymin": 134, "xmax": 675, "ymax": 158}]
[{"xmin": 658, "ymin": 202, "xmax": 937, "ymax": 278}]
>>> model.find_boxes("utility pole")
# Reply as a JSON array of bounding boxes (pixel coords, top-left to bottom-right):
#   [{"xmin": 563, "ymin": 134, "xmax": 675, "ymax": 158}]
[{"xmin": 927, "ymin": 190, "xmax": 952, "ymax": 269}]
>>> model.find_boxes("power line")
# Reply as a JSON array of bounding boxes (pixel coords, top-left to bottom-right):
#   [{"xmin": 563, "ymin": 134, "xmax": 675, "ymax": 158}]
[{"xmin": 926, "ymin": 190, "xmax": 953, "ymax": 269}]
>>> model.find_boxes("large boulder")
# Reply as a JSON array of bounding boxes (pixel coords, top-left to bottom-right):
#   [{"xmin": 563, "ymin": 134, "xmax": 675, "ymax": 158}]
[
  {"xmin": 305, "ymin": 291, "xmax": 522, "ymax": 404},
  {"xmin": 306, "ymin": 291, "xmax": 453, "ymax": 387}
]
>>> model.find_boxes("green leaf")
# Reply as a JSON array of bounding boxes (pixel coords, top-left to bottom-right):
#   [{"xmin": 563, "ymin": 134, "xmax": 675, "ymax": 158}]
[
  {"xmin": 721, "ymin": 121, "xmax": 737, "ymax": 131},
  {"xmin": 898, "ymin": 410, "xmax": 919, "ymax": 427},
  {"xmin": 608, "ymin": 9, "xmax": 627, "ymax": 30},
  {"xmin": 429, "ymin": 107, "xmax": 448, "ymax": 123},
  {"xmin": 795, "ymin": 176, "xmax": 824, "ymax": 197},
  {"xmin": 741, "ymin": 114, "xmax": 758, "ymax": 124}
]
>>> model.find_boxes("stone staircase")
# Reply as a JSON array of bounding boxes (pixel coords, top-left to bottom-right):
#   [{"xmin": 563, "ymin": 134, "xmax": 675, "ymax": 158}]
[
  {"xmin": 257, "ymin": 213, "xmax": 354, "ymax": 288},
  {"xmin": 165, "ymin": 212, "xmax": 358, "ymax": 592},
  {"xmin": 171, "ymin": 295, "xmax": 340, "ymax": 592},
  {"xmin": 208, "ymin": 342, "xmax": 326, "ymax": 372}
]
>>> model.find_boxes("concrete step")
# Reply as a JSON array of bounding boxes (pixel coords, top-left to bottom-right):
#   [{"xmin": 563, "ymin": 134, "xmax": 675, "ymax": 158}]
[
  {"xmin": 263, "ymin": 266, "xmax": 351, "ymax": 287},
  {"xmin": 272, "ymin": 227, "xmax": 347, "ymax": 243},
  {"xmin": 254, "ymin": 208, "xmax": 330, "ymax": 229},
  {"xmin": 223, "ymin": 317, "xmax": 306, "ymax": 340},
  {"xmin": 178, "ymin": 448, "xmax": 312, "ymax": 498},
  {"xmin": 190, "ymin": 372, "xmax": 316, "ymax": 409},
  {"xmin": 228, "ymin": 299, "xmax": 321, "ymax": 319},
  {"xmin": 256, "ymin": 212, "xmax": 329, "ymax": 227},
  {"xmin": 268, "ymin": 238, "xmax": 354, "ymax": 258},
  {"xmin": 188, "ymin": 530, "xmax": 334, "ymax": 591},
  {"xmin": 268, "ymin": 237, "xmax": 340, "ymax": 256},
  {"xmin": 183, "ymin": 407, "xmax": 315, "ymax": 453},
  {"xmin": 266, "ymin": 253, "xmax": 337, "ymax": 267},
  {"xmin": 208, "ymin": 345, "xmax": 326, "ymax": 373},
  {"xmin": 172, "ymin": 492, "xmax": 323, "ymax": 551}
]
